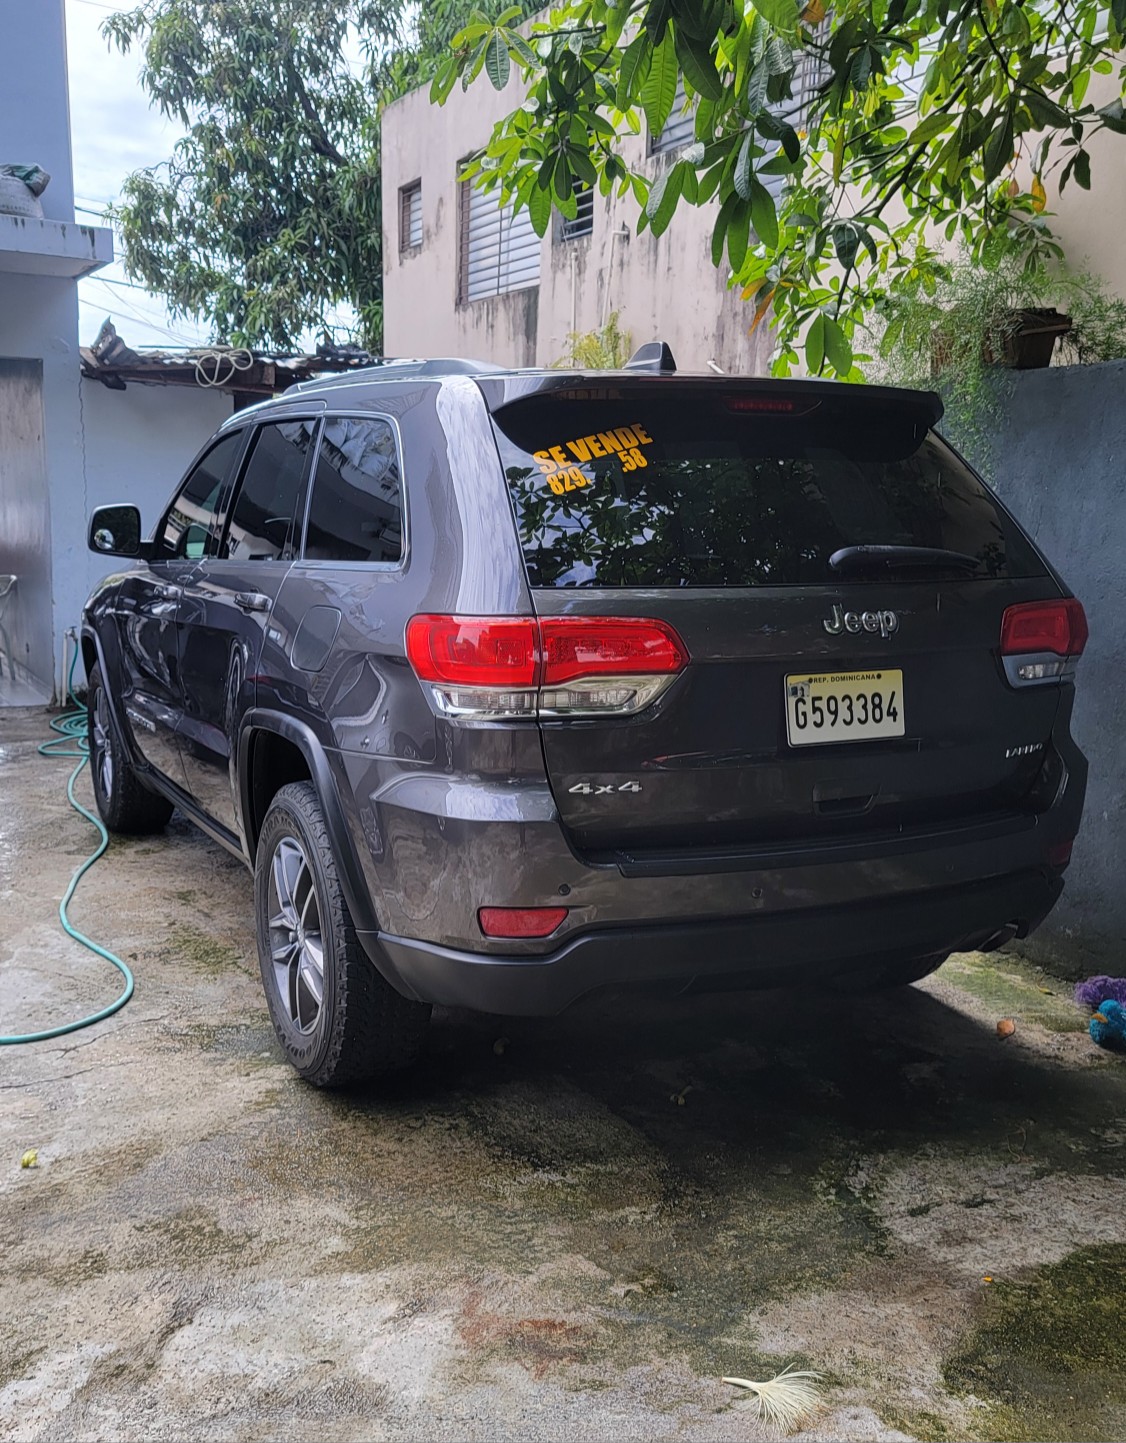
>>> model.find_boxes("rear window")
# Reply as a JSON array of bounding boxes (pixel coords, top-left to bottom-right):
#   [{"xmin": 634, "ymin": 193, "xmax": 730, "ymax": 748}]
[{"xmin": 490, "ymin": 389, "xmax": 1046, "ymax": 588}]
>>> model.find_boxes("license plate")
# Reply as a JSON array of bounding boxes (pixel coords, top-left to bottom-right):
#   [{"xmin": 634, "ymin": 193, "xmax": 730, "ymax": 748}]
[{"xmin": 785, "ymin": 669, "xmax": 905, "ymax": 747}]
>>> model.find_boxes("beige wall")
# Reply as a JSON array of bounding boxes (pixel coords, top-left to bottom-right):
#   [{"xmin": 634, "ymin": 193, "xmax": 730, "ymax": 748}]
[
  {"xmin": 1018, "ymin": 73, "xmax": 1126, "ymax": 299},
  {"xmin": 381, "ymin": 76, "xmax": 773, "ymax": 375},
  {"xmin": 382, "ymin": 62, "xmax": 1126, "ymax": 376}
]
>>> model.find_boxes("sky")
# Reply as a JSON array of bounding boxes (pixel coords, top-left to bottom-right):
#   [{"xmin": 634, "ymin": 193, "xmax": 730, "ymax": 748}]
[{"xmin": 65, "ymin": 0, "xmax": 216, "ymax": 350}]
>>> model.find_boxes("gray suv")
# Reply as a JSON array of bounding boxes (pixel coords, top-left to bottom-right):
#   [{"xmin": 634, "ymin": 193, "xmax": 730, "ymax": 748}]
[{"xmin": 83, "ymin": 353, "xmax": 1088, "ymax": 1086}]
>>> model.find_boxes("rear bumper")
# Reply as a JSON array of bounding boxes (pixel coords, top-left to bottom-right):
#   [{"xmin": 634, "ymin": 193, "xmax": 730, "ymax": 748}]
[{"xmin": 374, "ymin": 868, "xmax": 1064, "ymax": 1015}]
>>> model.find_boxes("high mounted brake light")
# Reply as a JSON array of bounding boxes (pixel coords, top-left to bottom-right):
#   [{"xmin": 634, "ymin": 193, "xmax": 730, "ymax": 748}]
[
  {"xmin": 725, "ymin": 396, "xmax": 797, "ymax": 413},
  {"xmin": 405, "ymin": 614, "xmax": 689, "ymax": 720},
  {"xmin": 1000, "ymin": 598, "xmax": 1088, "ymax": 686}
]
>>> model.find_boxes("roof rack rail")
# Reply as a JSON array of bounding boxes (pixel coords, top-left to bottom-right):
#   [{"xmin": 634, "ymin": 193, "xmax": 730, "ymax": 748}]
[
  {"xmin": 290, "ymin": 356, "xmax": 504, "ymax": 392},
  {"xmin": 625, "ymin": 340, "xmax": 677, "ymax": 374}
]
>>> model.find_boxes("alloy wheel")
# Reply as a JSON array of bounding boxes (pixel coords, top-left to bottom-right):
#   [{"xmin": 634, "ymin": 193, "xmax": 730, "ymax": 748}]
[
  {"xmin": 266, "ymin": 835, "xmax": 325, "ymax": 1034},
  {"xmin": 92, "ymin": 687, "xmax": 114, "ymax": 800}
]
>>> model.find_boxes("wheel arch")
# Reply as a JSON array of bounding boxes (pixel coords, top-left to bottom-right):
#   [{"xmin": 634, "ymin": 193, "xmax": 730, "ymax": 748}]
[
  {"xmin": 238, "ymin": 711, "xmax": 382, "ymax": 942},
  {"xmin": 80, "ymin": 624, "xmax": 132, "ymax": 757}
]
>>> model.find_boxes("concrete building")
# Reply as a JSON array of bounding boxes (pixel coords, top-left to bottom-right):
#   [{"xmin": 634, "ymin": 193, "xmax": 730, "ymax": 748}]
[
  {"xmin": 381, "ymin": 56, "xmax": 1126, "ymax": 374},
  {"xmin": 381, "ymin": 71, "xmax": 775, "ymax": 374},
  {"xmin": 0, "ymin": 0, "xmax": 112, "ymax": 702}
]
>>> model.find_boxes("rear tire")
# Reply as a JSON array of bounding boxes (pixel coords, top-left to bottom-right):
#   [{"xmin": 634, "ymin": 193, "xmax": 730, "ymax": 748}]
[
  {"xmin": 829, "ymin": 952, "xmax": 949, "ymax": 994},
  {"xmin": 255, "ymin": 781, "xmax": 430, "ymax": 1087},
  {"xmin": 87, "ymin": 664, "xmax": 174, "ymax": 835}
]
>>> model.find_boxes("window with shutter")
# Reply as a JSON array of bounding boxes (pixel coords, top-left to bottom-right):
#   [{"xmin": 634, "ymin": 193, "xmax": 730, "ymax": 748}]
[
  {"xmin": 400, "ymin": 180, "xmax": 422, "ymax": 252},
  {"xmin": 458, "ymin": 176, "xmax": 541, "ymax": 302},
  {"xmin": 559, "ymin": 183, "xmax": 594, "ymax": 241}
]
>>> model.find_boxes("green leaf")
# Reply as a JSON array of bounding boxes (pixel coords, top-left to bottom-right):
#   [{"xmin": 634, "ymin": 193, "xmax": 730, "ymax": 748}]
[
  {"xmin": 504, "ymin": 30, "xmax": 538, "ymax": 68},
  {"xmin": 734, "ymin": 127, "xmax": 756, "ymax": 200},
  {"xmin": 712, "ymin": 194, "xmax": 734, "ymax": 266},
  {"xmin": 677, "ymin": 0, "xmax": 728, "ymax": 40},
  {"xmin": 727, "ymin": 200, "xmax": 751, "ymax": 270},
  {"xmin": 983, "ymin": 109, "xmax": 1014, "ymax": 183},
  {"xmin": 749, "ymin": 175, "xmax": 778, "ymax": 249},
  {"xmin": 1074, "ymin": 147, "xmax": 1091, "ymax": 189},
  {"xmin": 805, "ymin": 312, "xmax": 826, "ymax": 373},
  {"xmin": 749, "ymin": 0, "xmax": 799, "ymax": 33},
  {"xmin": 645, "ymin": 159, "xmax": 686, "ymax": 234},
  {"xmin": 766, "ymin": 36, "xmax": 793, "ymax": 75},
  {"xmin": 1025, "ymin": 92, "xmax": 1069, "ymax": 131},
  {"xmin": 554, "ymin": 151, "xmax": 573, "ymax": 202},
  {"xmin": 909, "ymin": 111, "xmax": 953, "ymax": 145},
  {"xmin": 617, "ymin": 33, "xmax": 650, "ymax": 109},
  {"xmin": 1098, "ymin": 99, "xmax": 1126, "ymax": 135},
  {"xmin": 644, "ymin": 0, "xmax": 673, "ymax": 44},
  {"xmin": 850, "ymin": 46, "xmax": 872, "ymax": 88},
  {"xmin": 676, "ymin": 28, "xmax": 725, "ymax": 102},
  {"xmin": 746, "ymin": 60, "xmax": 769, "ymax": 115},
  {"xmin": 831, "ymin": 222, "xmax": 858, "ymax": 268},
  {"xmin": 823, "ymin": 314, "xmax": 852, "ymax": 373},
  {"xmin": 756, "ymin": 109, "xmax": 800, "ymax": 164},
  {"xmin": 485, "ymin": 31, "xmax": 511, "ymax": 91},
  {"xmin": 641, "ymin": 35, "xmax": 678, "ymax": 136},
  {"xmin": 527, "ymin": 183, "xmax": 553, "ymax": 237}
]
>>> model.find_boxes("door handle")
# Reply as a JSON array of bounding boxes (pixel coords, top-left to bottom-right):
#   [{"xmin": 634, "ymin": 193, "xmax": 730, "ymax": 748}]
[{"xmin": 234, "ymin": 592, "xmax": 271, "ymax": 614}]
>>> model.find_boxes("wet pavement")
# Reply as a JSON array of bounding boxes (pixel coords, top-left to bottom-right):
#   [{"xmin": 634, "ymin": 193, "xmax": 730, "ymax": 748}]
[{"xmin": 2, "ymin": 706, "xmax": 1125, "ymax": 1442}]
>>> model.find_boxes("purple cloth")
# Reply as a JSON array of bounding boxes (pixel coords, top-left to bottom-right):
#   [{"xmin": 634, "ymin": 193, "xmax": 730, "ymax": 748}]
[{"xmin": 1074, "ymin": 975, "xmax": 1126, "ymax": 1010}]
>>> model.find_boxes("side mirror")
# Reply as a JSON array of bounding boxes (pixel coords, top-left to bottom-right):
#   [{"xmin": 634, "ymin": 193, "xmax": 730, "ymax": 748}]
[{"xmin": 89, "ymin": 504, "xmax": 144, "ymax": 558}]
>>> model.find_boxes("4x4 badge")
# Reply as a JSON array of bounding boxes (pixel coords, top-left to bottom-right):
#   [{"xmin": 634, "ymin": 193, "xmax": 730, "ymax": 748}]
[
  {"xmin": 823, "ymin": 604, "xmax": 900, "ymax": 639},
  {"xmin": 568, "ymin": 781, "xmax": 643, "ymax": 795}
]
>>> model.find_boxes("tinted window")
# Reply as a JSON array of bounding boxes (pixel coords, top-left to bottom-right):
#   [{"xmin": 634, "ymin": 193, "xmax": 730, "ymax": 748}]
[
  {"xmin": 222, "ymin": 419, "xmax": 318, "ymax": 561},
  {"xmin": 159, "ymin": 431, "xmax": 244, "ymax": 560},
  {"xmin": 491, "ymin": 390, "xmax": 1047, "ymax": 588},
  {"xmin": 303, "ymin": 417, "xmax": 402, "ymax": 563}
]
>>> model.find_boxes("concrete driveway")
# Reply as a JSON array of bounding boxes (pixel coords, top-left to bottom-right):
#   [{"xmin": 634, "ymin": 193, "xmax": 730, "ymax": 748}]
[{"xmin": 3, "ymin": 707, "xmax": 1125, "ymax": 1443}]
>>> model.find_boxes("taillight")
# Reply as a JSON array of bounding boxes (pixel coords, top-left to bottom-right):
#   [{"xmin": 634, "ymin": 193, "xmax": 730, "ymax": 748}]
[
  {"xmin": 478, "ymin": 906, "xmax": 568, "ymax": 938},
  {"xmin": 1000, "ymin": 598, "xmax": 1088, "ymax": 685},
  {"xmin": 405, "ymin": 614, "xmax": 689, "ymax": 720}
]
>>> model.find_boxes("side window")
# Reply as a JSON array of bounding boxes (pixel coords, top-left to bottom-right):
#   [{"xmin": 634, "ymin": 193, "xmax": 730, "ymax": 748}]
[
  {"xmin": 220, "ymin": 419, "xmax": 319, "ymax": 561},
  {"xmin": 303, "ymin": 417, "xmax": 403, "ymax": 564},
  {"xmin": 159, "ymin": 431, "xmax": 245, "ymax": 560}
]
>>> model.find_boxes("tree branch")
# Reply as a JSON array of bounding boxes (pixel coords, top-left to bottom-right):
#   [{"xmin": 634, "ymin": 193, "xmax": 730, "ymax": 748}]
[{"xmin": 287, "ymin": 60, "xmax": 348, "ymax": 167}]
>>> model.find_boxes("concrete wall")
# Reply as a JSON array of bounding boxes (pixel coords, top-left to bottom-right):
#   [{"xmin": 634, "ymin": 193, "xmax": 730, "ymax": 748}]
[
  {"xmin": 2, "ymin": 0, "xmax": 76, "ymax": 224},
  {"xmin": 980, "ymin": 360, "xmax": 1126, "ymax": 970},
  {"xmin": 381, "ymin": 75, "xmax": 773, "ymax": 374},
  {"xmin": 76, "ymin": 378, "xmax": 233, "ymax": 610},
  {"xmin": 0, "ymin": 0, "xmax": 82, "ymax": 695},
  {"xmin": 0, "ymin": 268, "xmax": 84, "ymax": 698}
]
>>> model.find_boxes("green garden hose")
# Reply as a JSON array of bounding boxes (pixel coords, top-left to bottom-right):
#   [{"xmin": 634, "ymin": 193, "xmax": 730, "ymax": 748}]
[{"xmin": 0, "ymin": 640, "xmax": 134, "ymax": 1044}]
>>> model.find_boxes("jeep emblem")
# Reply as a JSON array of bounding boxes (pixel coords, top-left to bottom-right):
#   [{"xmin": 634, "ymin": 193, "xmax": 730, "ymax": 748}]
[{"xmin": 823, "ymin": 604, "xmax": 899, "ymax": 639}]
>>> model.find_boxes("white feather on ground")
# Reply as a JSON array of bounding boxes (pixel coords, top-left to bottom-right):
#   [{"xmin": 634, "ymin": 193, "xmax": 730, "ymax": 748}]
[{"xmin": 721, "ymin": 1364, "xmax": 823, "ymax": 1432}]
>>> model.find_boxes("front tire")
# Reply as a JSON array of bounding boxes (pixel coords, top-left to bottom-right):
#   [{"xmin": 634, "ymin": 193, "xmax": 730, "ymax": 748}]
[
  {"xmin": 255, "ymin": 781, "xmax": 430, "ymax": 1086},
  {"xmin": 87, "ymin": 664, "xmax": 174, "ymax": 835}
]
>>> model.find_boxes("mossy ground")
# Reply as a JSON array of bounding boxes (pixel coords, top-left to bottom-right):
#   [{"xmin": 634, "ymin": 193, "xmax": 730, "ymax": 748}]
[{"xmin": 943, "ymin": 1245, "xmax": 1126, "ymax": 1442}]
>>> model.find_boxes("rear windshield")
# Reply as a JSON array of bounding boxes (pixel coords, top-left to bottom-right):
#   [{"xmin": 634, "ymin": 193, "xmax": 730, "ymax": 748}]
[{"xmin": 490, "ymin": 388, "xmax": 1046, "ymax": 588}]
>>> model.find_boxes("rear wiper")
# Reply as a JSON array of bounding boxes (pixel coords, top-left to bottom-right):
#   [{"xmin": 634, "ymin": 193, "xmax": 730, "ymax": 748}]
[{"xmin": 829, "ymin": 545, "xmax": 982, "ymax": 575}]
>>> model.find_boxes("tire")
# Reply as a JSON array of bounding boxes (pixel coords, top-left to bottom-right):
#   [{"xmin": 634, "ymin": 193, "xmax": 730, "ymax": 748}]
[
  {"xmin": 255, "ymin": 780, "xmax": 430, "ymax": 1087},
  {"xmin": 828, "ymin": 952, "xmax": 949, "ymax": 994},
  {"xmin": 87, "ymin": 664, "xmax": 174, "ymax": 835}
]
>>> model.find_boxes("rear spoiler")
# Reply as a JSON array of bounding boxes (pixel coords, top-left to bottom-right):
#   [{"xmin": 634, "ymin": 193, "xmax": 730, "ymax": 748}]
[{"xmin": 479, "ymin": 373, "xmax": 943, "ymax": 429}]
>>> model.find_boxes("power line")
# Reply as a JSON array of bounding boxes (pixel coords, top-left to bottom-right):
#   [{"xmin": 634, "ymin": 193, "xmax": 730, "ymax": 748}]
[{"xmin": 81, "ymin": 278, "xmax": 205, "ymax": 346}]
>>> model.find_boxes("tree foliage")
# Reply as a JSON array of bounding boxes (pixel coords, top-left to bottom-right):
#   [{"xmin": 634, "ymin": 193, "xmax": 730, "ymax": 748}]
[
  {"xmin": 104, "ymin": 0, "xmax": 538, "ymax": 349},
  {"xmin": 437, "ymin": 0, "xmax": 1126, "ymax": 378}
]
